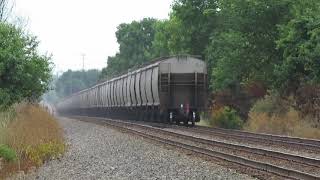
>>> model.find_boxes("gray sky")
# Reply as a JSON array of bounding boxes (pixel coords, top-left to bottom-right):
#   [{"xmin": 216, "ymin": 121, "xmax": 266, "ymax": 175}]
[{"xmin": 14, "ymin": 0, "xmax": 173, "ymax": 73}]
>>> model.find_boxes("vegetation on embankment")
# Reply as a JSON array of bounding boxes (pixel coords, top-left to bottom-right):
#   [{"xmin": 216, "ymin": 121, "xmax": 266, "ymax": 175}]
[
  {"xmin": 0, "ymin": 2, "xmax": 61, "ymax": 177},
  {"xmin": 200, "ymin": 93, "xmax": 320, "ymax": 140},
  {"xmin": 1, "ymin": 0, "xmax": 52, "ymax": 110},
  {"xmin": 244, "ymin": 94, "xmax": 320, "ymax": 139},
  {"xmin": 0, "ymin": 104, "xmax": 65, "ymax": 179}
]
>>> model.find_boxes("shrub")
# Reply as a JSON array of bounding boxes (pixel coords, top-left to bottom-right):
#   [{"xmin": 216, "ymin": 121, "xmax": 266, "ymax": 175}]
[
  {"xmin": 250, "ymin": 92, "xmax": 288, "ymax": 115},
  {"xmin": 0, "ymin": 144, "xmax": 17, "ymax": 162},
  {"xmin": 26, "ymin": 141, "xmax": 65, "ymax": 166},
  {"xmin": 246, "ymin": 105, "xmax": 320, "ymax": 139},
  {"xmin": 209, "ymin": 107, "xmax": 243, "ymax": 129}
]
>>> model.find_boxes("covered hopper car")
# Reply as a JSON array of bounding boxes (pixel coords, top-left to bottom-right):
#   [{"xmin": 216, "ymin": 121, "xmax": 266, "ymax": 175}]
[{"xmin": 57, "ymin": 55, "xmax": 207, "ymax": 125}]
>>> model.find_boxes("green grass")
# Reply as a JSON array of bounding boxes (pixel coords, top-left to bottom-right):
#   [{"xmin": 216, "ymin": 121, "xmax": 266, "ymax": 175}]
[{"xmin": 0, "ymin": 144, "xmax": 17, "ymax": 162}]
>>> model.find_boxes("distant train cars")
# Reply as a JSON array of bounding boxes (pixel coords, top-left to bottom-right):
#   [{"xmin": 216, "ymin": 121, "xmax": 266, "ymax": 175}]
[{"xmin": 57, "ymin": 55, "xmax": 208, "ymax": 126}]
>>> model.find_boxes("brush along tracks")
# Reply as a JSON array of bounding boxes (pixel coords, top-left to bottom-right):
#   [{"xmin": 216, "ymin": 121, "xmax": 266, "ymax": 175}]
[{"xmin": 72, "ymin": 116, "xmax": 320, "ymax": 180}]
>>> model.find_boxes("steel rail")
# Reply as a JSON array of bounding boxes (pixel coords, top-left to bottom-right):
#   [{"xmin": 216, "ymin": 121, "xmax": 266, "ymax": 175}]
[
  {"xmin": 105, "ymin": 120, "xmax": 319, "ymax": 180},
  {"xmin": 189, "ymin": 126, "xmax": 320, "ymax": 151},
  {"xmin": 197, "ymin": 126, "xmax": 320, "ymax": 146},
  {"xmin": 73, "ymin": 116, "xmax": 320, "ymax": 180},
  {"xmin": 102, "ymin": 118, "xmax": 320, "ymax": 169}
]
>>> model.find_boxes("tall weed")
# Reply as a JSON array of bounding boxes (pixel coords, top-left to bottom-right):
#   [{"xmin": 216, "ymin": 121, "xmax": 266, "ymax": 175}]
[
  {"xmin": 0, "ymin": 107, "xmax": 16, "ymax": 145},
  {"xmin": 0, "ymin": 104, "xmax": 65, "ymax": 178},
  {"xmin": 246, "ymin": 97, "xmax": 320, "ymax": 139}
]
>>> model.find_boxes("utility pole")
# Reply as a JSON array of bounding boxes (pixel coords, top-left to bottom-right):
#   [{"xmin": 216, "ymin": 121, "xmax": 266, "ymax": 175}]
[
  {"xmin": 81, "ymin": 54, "xmax": 86, "ymax": 92},
  {"xmin": 81, "ymin": 54, "xmax": 86, "ymax": 72}
]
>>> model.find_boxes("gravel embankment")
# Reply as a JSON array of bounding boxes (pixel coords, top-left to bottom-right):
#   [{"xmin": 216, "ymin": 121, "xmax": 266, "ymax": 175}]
[{"xmin": 15, "ymin": 117, "xmax": 255, "ymax": 180}]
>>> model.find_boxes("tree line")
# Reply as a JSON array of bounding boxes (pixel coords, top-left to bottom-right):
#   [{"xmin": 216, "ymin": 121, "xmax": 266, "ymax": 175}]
[
  {"xmin": 55, "ymin": 70, "xmax": 100, "ymax": 98},
  {"xmin": 100, "ymin": 0, "xmax": 320, "ymax": 121}
]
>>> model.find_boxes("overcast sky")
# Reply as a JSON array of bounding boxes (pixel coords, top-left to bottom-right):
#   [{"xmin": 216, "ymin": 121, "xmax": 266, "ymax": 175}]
[{"xmin": 14, "ymin": 0, "xmax": 173, "ymax": 73}]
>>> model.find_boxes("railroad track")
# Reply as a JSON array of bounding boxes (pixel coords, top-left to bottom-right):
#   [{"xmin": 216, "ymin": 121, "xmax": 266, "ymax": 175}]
[
  {"xmin": 118, "ymin": 120, "xmax": 320, "ymax": 154},
  {"xmin": 71, "ymin": 116, "xmax": 320, "ymax": 180},
  {"xmin": 180, "ymin": 125, "xmax": 320, "ymax": 152}
]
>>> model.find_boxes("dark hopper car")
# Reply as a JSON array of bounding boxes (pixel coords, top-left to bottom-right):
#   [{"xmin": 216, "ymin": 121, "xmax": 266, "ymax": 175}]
[{"xmin": 57, "ymin": 55, "xmax": 208, "ymax": 125}]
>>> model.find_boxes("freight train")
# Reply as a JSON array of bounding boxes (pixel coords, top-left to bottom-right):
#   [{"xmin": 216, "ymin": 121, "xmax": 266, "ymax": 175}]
[{"xmin": 57, "ymin": 55, "xmax": 208, "ymax": 126}]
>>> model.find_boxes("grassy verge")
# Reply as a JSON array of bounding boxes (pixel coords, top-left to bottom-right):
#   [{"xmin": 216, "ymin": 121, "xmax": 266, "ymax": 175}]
[
  {"xmin": 0, "ymin": 104, "xmax": 65, "ymax": 178},
  {"xmin": 245, "ymin": 109, "xmax": 320, "ymax": 139}
]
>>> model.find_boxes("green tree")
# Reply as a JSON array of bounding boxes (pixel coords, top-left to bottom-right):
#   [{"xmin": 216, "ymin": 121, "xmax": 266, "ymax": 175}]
[
  {"xmin": 100, "ymin": 18, "xmax": 159, "ymax": 79},
  {"xmin": 55, "ymin": 69, "xmax": 100, "ymax": 98},
  {"xmin": 275, "ymin": 15, "xmax": 320, "ymax": 94},
  {"xmin": 207, "ymin": 0, "xmax": 295, "ymax": 91},
  {"xmin": 151, "ymin": 20, "xmax": 172, "ymax": 57},
  {"xmin": 0, "ymin": 23, "xmax": 52, "ymax": 109},
  {"xmin": 160, "ymin": 0, "xmax": 218, "ymax": 56},
  {"xmin": 0, "ymin": 0, "xmax": 13, "ymax": 22}
]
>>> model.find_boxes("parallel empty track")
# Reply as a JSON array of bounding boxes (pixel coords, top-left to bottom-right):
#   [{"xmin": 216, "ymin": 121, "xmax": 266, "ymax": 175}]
[
  {"xmin": 71, "ymin": 116, "xmax": 320, "ymax": 180},
  {"xmin": 180, "ymin": 125, "xmax": 320, "ymax": 153}
]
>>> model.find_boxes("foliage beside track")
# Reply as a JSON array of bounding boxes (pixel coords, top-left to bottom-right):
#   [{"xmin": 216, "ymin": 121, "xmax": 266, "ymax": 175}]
[
  {"xmin": 0, "ymin": 144, "xmax": 16, "ymax": 162},
  {"xmin": 0, "ymin": 22, "xmax": 52, "ymax": 110},
  {"xmin": 0, "ymin": 104, "xmax": 65, "ymax": 178},
  {"xmin": 245, "ymin": 95, "xmax": 320, "ymax": 139},
  {"xmin": 203, "ymin": 107, "xmax": 243, "ymax": 130}
]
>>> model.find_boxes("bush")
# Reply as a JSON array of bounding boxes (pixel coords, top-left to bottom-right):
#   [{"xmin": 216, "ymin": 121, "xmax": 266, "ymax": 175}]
[
  {"xmin": 0, "ymin": 144, "xmax": 17, "ymax": 162},
  {"xmin": 246, "ymin": 101, "xmax": 320, "ymax": 139},
  {"xmin": 250, "ymin": 92, "xmax": 288, "ymax": 115},
  {"xmin": 26, "ymin": 141, "xmax": 65, "ymax": 166},
  {"xmin": 209, "ymin": 107, "xmax": 243, "ymax": 129}
]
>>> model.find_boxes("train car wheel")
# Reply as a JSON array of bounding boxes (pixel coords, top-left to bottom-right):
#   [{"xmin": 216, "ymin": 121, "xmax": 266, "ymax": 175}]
[
  {"xmin": 191, "ymin": 118, "xmax": 195, "ymax": 126},
  {"xmin": 183, "ymin": 120, "xmax": 188, "ymax": 126}
]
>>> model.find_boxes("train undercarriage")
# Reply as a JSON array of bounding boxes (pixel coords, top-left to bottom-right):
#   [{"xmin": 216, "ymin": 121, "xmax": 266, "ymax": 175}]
[{"xmin": 61, "ymin": 106, "xmax": 201, "ymax": 126}]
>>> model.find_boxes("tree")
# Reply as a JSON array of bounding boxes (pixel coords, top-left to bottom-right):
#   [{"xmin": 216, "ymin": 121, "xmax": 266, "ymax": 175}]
[
  {"xmin": 55, "ymin": 69, "xmax": 100, "ymax": 98},
  {"xmin": 100, "ymin": 18, "xmax": 158, "ymax": 79},
  {"xmin": 168, "ymin": 0, "xmax": 218, "ymax": 56},
  {"xmin": 0, "ymin": 0, "xmax": 13, "ymax": 22},
  {"xmin": 0, "ymin": 23, "xmax": 52, "ymax": 109},
  {"xmin": 151, "ymin": 20, "xmax": 172, "ymax": 57},
  {"xmin": 207, "ymin": 0, "xmax": 296, "ymax": 91},
  {"xmin": 275, "ymin": 15, "xmax": 320, "ymax": 94}
]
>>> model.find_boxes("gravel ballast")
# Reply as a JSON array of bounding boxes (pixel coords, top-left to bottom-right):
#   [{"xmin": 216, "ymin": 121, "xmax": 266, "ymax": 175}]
[{"xmin": 20, "ymin": 117, "xmax": 255, "ymax": 180}]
